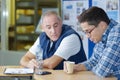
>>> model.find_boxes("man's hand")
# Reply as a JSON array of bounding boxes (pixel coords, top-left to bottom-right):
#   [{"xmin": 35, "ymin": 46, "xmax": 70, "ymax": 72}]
[
  {"xmin": 27, "ymin": 59, "xmax": 38, "ymax": 68},
  {"xmin": 74, "ymin": 64, "xmax": 87, "ymax": 72},
  {"xmin": 20, "ymin": 51, "xmax": 37, "ymax": 68}
]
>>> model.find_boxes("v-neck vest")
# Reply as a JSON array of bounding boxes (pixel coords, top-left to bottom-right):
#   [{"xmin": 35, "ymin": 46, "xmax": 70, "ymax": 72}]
[{"xmin": 39, "ymin": 24, "xmax": 87, "ymax": 69}]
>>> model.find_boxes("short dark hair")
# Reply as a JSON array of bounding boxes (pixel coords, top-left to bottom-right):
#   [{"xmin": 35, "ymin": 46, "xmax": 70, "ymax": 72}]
[{"xmin": 78, "ymin": 6, "xmax": 110, "ymax": 27}]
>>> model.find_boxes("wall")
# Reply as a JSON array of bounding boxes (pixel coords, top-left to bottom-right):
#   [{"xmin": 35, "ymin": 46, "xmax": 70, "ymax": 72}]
[{"xmin": 0, "ymin": 51, "xmax": 25, "ymax": 65}]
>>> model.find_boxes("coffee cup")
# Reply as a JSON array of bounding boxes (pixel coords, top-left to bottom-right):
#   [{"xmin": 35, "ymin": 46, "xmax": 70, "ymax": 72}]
[{"xmin": 64, "ymin": 61, "xmax": 75, "ymax": 74}]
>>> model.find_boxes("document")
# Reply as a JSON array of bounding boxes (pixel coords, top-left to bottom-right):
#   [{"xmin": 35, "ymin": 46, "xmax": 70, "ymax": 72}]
[{"xmin": 4, "ymin": 68, "xmax": 34, "ymax": 74}]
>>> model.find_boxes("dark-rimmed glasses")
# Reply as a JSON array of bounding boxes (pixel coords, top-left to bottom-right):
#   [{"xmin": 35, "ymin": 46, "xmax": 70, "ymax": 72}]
[{"xmin": 83, "ymin": 27, "xmax": 96, "ymax": 35}]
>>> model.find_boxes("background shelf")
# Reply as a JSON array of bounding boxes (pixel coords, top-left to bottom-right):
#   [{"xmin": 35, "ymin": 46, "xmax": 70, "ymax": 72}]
[{"xmin": 14, "ymin": 0, "xmax": 59, "ymax": 51}]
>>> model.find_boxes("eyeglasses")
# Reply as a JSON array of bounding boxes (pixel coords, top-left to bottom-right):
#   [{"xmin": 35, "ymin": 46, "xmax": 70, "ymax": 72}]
[{"xmin": 83, "ymin": 27, "xmax": 96, "ymax": 35}]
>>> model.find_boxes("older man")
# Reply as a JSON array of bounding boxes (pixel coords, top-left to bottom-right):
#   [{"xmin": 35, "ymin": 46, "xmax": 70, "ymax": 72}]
[{"xmin": 20, "ymin": 11, "xmax": 86, "ymax": 70}]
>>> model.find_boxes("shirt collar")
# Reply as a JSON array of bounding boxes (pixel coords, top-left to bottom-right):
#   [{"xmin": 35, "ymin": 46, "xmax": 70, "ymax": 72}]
[{"xmin": 101, "ymin": 19, "xmax": 118, "ymax": 43}]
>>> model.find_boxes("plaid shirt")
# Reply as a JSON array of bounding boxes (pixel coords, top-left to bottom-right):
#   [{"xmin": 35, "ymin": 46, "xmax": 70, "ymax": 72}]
[{"xmin": 83, "ymin": 19, "xmax": 120, "ymax": 79}]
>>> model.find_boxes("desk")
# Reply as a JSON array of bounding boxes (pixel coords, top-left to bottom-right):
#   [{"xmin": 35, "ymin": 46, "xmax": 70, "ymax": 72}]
[
  {"xmin": 34, "ymin": 70, "xmax": 117, "ymax": 80},
  {"xmin": 0, "ymin": 66, "xmax": 33, "ymax": 80},
  {"xmin": 0, "ymin": 66, "xmax": 117, "ymax": 80}
]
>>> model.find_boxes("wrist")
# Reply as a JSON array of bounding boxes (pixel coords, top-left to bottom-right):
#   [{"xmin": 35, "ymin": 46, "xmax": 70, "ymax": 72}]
[
  {"xmin": 79, "ymin": 64, "xmax": 86, "ymax": 71},
  {"xmin": 75, "ymin": 64, "xmax": 86, "ymax": 71}
]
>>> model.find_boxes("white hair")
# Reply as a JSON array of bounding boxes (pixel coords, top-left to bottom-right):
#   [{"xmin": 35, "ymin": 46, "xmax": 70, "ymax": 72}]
[{"xmin": 41, "ymin": 10, "xmax": 61, "ymax": 24}]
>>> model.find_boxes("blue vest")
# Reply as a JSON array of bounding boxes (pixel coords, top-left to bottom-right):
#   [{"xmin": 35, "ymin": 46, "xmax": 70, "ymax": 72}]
[{"xmin": 39, "ymin": 24, "xmax": 87, "ymax": 69}]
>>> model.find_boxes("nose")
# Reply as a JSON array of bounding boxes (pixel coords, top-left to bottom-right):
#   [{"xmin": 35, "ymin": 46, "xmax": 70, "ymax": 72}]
[{"xmin": 51, "ymin": 27, "xmax": 55, "ymax": 33}]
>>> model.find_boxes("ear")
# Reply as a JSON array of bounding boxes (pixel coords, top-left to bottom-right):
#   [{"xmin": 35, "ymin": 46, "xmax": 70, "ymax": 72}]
[
  {"xmin": 41, "ymin": 24, "xmax": 43, "ymax": 29},
  {"xmin": 40, "ymin": 24, "xmax": 44, "ymax": 32},
  {"xmin": 99, "ymin": 21, "xmax": 107, "ymax": 29},
  {"xmin": 59, "ymin": 20, "xmax": 63, "ymax": 26}
]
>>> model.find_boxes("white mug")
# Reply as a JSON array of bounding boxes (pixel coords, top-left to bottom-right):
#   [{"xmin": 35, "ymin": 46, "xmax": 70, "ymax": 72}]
[{"xmin": 64, "ymin": 61, "xmax": 75, "ymax": 74}]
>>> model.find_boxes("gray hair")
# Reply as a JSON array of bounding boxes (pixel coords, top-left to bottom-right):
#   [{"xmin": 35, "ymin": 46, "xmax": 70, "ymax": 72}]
[{"xmin": 40, "ymin": 10, "xmax": 61, "ymax": 24}]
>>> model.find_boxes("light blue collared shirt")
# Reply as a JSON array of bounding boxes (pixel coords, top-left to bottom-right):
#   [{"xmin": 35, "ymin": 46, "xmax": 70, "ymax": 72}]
[{"xmin": 83, "ymin": 19, "xmax": 120, "ymax": 79}]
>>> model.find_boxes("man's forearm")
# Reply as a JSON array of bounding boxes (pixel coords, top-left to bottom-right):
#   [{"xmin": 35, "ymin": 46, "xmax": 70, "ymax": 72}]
[
  {"xmin": 43, "ymin": 55, "xmax": 63, "ymax": 69},
  {"xmin": 20, "ymin": 57, "xmax": 30, "ymax": 67}
]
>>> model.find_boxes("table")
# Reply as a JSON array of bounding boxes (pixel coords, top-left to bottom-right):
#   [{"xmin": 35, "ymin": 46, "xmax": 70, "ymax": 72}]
[
  {"xmin": 34, "ymin": 70, "xmax": 117, "ymax": 80},
  {"xmin": 0, "ymin": 66, "xmax": 33, "ymax": 80},
  {"xmin": 0, "ymin": 66, "xmax": 117, "ymax": 80}
]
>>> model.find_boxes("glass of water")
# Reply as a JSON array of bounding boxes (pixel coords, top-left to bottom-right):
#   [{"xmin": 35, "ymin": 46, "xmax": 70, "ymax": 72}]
[
  {"xmin": 35, "ymin": 59, "xmax": 43, "ymax": 74},
  {"xmin": 35, "ymin": 49, "xmax": 43, "ymax": 74}
]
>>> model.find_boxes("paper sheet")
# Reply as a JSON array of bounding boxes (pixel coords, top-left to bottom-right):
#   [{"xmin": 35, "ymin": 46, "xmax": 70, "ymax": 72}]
[{"xmin": 4, "ymin": 68, "xmax": 34, "ymax": 74}]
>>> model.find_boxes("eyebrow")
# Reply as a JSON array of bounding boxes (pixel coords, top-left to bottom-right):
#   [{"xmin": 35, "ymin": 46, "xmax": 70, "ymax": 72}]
[
  {"xmin": 53, "ymin": 23, "xmax": 58, "ymax": 26},
  {"xmin": 45, "ymin": 22, "xmax": 58, "ymax": 27}
]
